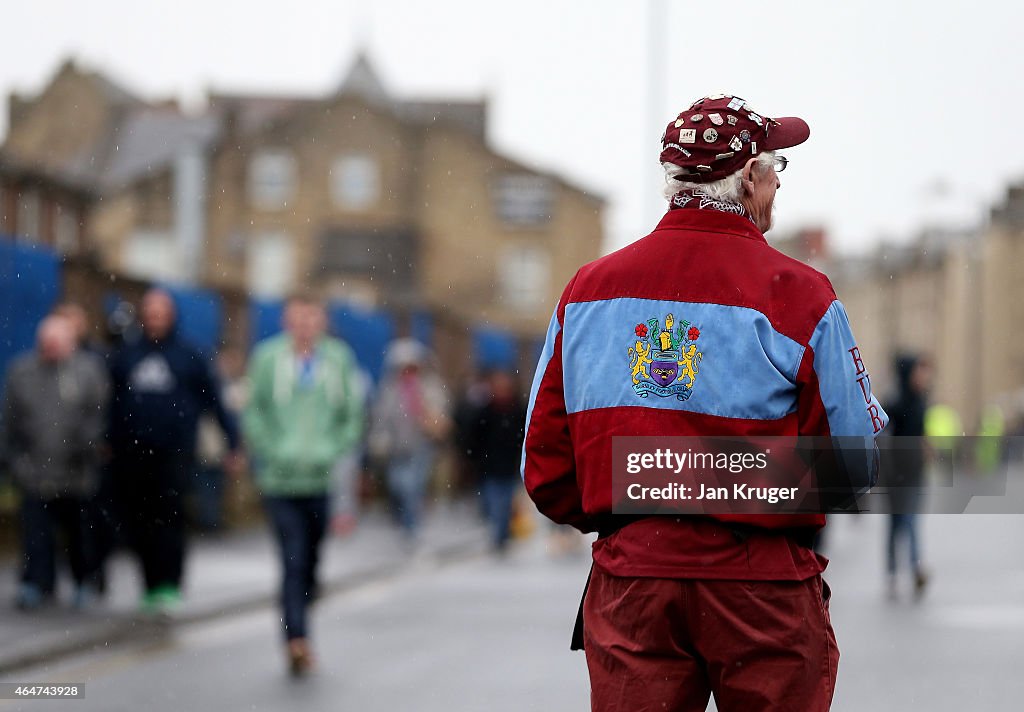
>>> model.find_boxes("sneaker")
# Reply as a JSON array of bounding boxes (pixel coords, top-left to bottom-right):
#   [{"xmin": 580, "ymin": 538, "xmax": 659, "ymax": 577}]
[
  {"xmin": 72, "ymin": 584, "xmax": 100, "ymax": 610},
  {"xmin": 287, "ymin": 639, "xmax": 315, "ymax": 677},
  {"xmin": 913, "ymin": 568, "xmax": 930, "ymax": 600},
  {"xmin": 140, "ymin": 588, "xmax": 160, "ymax": 614},
  {"xmin": 140, "ymin": 585, "xmax": 182, "ymax": 615},
  {"xmin": 15, "ymin": 583, "xmax": 51, "ymax": 611}
]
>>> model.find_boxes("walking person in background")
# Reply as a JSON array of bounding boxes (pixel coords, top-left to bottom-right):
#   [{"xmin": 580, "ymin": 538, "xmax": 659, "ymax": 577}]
[
  {"xmin": 2, "ymin": 315, "xmax": 109, "ymax": 609},
  {"xmin": 471, "ymin": 369, "xmax": 527, "ymax": 554},
  {"xmin": 108, "ymin": 288, "xmax": 240, "ymax": 613},
  {"xmin": 53, "ymin": 301, "xmax": 117, "ymax": 595},
  {"xmin": 369, "ymin": 339, "xmax": 450, "ymax": 544},
  {"xmin": 243, "ymin": 292, "xmax": 364, "ymax": 676},
  {"xmin": 883, "ymin": 355, "xmax": 932, "ymax": 600}
]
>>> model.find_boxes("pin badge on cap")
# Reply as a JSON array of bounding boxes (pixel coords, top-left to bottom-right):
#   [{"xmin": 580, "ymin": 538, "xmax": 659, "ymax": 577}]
[
  {"xmin": 726, "ymin": 115, "xmax": 738, "ymax": 126},
  {"xmin": 748, "ymin": 113, "xmax": 763, "ymax": 126},
  {"xmin": 674, "ymin": 118, "xmax": 685, "ymax": 128},
  {"xmin": 739, "ymin": 129, "xmax": 751, "ymax": 142},
  {"xmin": 729, "ymin": 136, "xmax": 743, "ymax": 152},
  {"xmin": 709, "ymin": 113, "xmax": 724, "ymax": 126},
  {"xmin": 690, "ymin": 114, "xmax": 704, "ymax": 122},
  {"xmin": 679, "ymin": 129, "xmax": 697, "ymax": 144},
  {"xmin": 727, "ymin": 97, "xmax": 745, "ymax": 111},
  {"xmin": 703, "ymin": 128, "xmax": 719, "ymax": 143}
]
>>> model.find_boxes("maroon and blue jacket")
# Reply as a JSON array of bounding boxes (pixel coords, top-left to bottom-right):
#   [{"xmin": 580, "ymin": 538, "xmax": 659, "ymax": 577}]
[{"xmin": 522, "ymin": 208, "xmax": 887, "ymax": 578}]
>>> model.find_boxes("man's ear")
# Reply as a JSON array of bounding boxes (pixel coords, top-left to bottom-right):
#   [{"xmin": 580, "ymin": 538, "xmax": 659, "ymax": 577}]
[{"xmin": 741, "ymin": 157, "xmax": 759, "ymax": 194}]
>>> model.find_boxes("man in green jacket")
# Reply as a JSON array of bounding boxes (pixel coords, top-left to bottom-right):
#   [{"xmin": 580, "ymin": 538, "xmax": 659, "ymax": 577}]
[{"xmin": 243, "ymin": 292, "xmax": 364, "ymax": 676}]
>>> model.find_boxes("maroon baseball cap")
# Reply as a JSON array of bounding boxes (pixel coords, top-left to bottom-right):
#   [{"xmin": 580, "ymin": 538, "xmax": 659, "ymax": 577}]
[{"xmin": 660, "ymin": 94, "xmax": 810, "ymax": 183}]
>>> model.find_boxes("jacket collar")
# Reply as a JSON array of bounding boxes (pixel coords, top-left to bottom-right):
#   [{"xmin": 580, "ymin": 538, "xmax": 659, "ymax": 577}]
[{"xmin": 653, "ymin": 208, "xmax": 768, "ymax": 245}]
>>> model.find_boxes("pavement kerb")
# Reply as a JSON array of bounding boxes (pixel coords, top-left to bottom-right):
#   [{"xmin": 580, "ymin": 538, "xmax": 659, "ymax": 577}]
[{"xmin": 0, "ymin": 531, "xmax": 489, "ymax": 675}]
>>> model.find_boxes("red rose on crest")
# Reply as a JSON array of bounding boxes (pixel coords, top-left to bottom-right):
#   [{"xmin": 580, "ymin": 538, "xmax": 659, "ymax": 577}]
[
  {"xmin": 687, "ymin": 327, "xmax": 700, "ymax": 341},
  {"xmin": 635, "ymin": 324, "xmax": 648, "ymax": 338}
]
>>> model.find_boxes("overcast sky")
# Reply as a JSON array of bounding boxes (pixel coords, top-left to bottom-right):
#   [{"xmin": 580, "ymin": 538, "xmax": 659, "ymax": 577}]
[{"xmin": 2, "ymin": 0, "xmax": 1022, "ymax": 255}]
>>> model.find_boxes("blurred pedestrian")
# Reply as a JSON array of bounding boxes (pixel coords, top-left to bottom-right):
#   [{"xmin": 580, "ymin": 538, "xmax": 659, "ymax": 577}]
[
  {"xmin": 2, "ymin": 315, "xmax": 109, "ymax": 609},
  {"xmin": 883, "ymin": 355, "xmax": 932, "ymax": 600},
  {"xmin": 523, "ymin": 94, "xmax": 888, "ymax": 711},
  {"xmin": 471, "ymin": 369, "xmax": 526, "ymax": 553},
  {"xmin": 369, "ymin": 338, "xmax": 450, "ymax": 543},
  {"xmin": 53, "ymin": 301, "xmax": 105, "ymax": 358},
  {"xmin": 452, "ymin": 369, "xmax": 490, "ymax": 490},
  {"xmin": 243, "ymin": 292, "xmax": 364, "ymax": 676},
  {"xmin": 108, "ymin": 288, "xmax": 240, "ymax": 613},
  {"xmin": 52, "ymin": 301, "xmax": 117, "ymax": 595}
]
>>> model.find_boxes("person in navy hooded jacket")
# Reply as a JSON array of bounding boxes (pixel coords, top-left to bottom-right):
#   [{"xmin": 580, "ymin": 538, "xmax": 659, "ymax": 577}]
[{"xmin": 108, "ymin": 288, "xmax": 240, "ymax": 612}]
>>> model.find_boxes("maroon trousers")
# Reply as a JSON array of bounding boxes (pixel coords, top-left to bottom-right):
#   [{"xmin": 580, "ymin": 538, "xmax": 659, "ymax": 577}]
[{"xmin": 583, "ymin": 569, "xmax": 839, "ymax": 712}]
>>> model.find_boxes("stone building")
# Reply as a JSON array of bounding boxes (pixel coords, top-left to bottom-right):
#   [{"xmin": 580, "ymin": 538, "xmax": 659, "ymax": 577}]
[
  {"xmin": 3, "ymin": 56, "xmax": 604, "ymax": 341},
  {"xmin": 774, "ymin": 184, "xmax": 1024, "ymax": 435},
  {"xmin": 0, "ymin": 153, "xmax": 93, "ymax": 254}
]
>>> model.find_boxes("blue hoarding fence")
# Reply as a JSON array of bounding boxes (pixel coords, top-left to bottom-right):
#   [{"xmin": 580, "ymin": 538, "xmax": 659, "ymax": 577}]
[
  {"xmin": 0, "ymin": 237, "xmax": 61, "ymax": 388},
  {"xmin": 162, "ymin": 284, "xmax": 223, "ymax": 357},
  {"xmin": 472, "ymin": 326, "xmax": 518, "ymax": 371}
]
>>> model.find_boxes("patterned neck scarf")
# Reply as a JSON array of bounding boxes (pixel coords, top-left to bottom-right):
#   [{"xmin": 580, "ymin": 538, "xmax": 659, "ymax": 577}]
[{"xmin": 668, "ymin": 188, "xmax": 754, "ymax": 224}]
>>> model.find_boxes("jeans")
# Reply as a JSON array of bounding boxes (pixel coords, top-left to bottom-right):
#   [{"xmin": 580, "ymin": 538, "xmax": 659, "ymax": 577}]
[
  {"xmin": 386, "ymin": 447, "xmax": 435, "ymax": 536},
  {"xmin": 264, "ymin": 495, "xmax": 329, "ymax": 641},
  {"xmin": 887, "ymin": 512, "xmax": 921, "ymax": 574},
  {"xmin": 111, "ymin": 447, "xmax": 189, "ymax": 591},
  {"xmin": 480, "ymin": 476, "xmax": 519, "ymax": 549},
  {"xmin": 20, "ymin": 495, "xmax": 98, "ymax": 593}
]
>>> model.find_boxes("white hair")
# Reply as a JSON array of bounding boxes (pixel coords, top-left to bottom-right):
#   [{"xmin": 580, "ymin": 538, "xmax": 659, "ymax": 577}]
[{"xmin": 661, "ymin": 151, "xmax": 775, "ymax": 203}]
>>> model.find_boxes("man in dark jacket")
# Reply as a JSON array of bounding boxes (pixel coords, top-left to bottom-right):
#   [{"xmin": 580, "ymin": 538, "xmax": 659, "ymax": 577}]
[
  {"xmin": 882, "ymin": 355, "xmax": 932, "ymax": 599},
  {"xmin": 471, "ymin": 369, "xmax": 527, "ymax": 552},
  {"xmin": 2, "ymin": 315, "xmax": 109, "ymax": 609},
  {"xmin": 108, "ymin": 288, "xmax": 239, "ymax": 612}
]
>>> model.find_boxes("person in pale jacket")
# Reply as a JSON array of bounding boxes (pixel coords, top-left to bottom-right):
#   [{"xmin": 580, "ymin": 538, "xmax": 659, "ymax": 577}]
[{"xmin": 369, "ymin": 339, "xmax": 450, "ymax": 542}]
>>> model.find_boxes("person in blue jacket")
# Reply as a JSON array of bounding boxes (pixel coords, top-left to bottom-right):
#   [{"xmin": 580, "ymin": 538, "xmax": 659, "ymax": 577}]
[{"xmin": 108, "ymin": 288, "xmax": 240, "ymax": 612}]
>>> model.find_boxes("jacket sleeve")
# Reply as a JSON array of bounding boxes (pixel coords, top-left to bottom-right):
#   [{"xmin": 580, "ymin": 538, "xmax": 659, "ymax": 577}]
[
  {"xmin": 198, "ymin": 354, "xmax": 240, "ymax": 451},
  {"xmin": 522, "ymin": 277, "xmax": 588, "ymax": 530},
  {"xmin": 241, "ymin": 345, "xmax": 274, "ymax": 461},
  {"xmin": 796, "ymin": 299, "xmax": 888, "ymax": 491}
]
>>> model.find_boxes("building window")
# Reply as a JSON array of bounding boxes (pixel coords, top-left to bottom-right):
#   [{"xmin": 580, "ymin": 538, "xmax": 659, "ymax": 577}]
[
  {"xmin": 331, "ymin": 154, "xmax": 379, "ymax": 210},
  {"xmin": 54, "ymin": 205, "xmax": 79, "ymax": 254},
  {"xmin": 499, "ymin": 245, "xmax": 550, "ymax": 310},
  {"xmin": 17, "ymin": 189, "xmax": 40, "ymax": 242},
  {"xmin": 124, "ymin": 230, "xmax": 181, "ymax": 281},
  {"xmin": 492, "ymin": 174, "xmax": 554, "ymax": 227},
  {"xmin": 248, "ymin": 150, "xmax": 296, "ymax": 210},
  {"xmin": 247, "ymin": 231, "xmax": 295, "ymax": 298}
]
